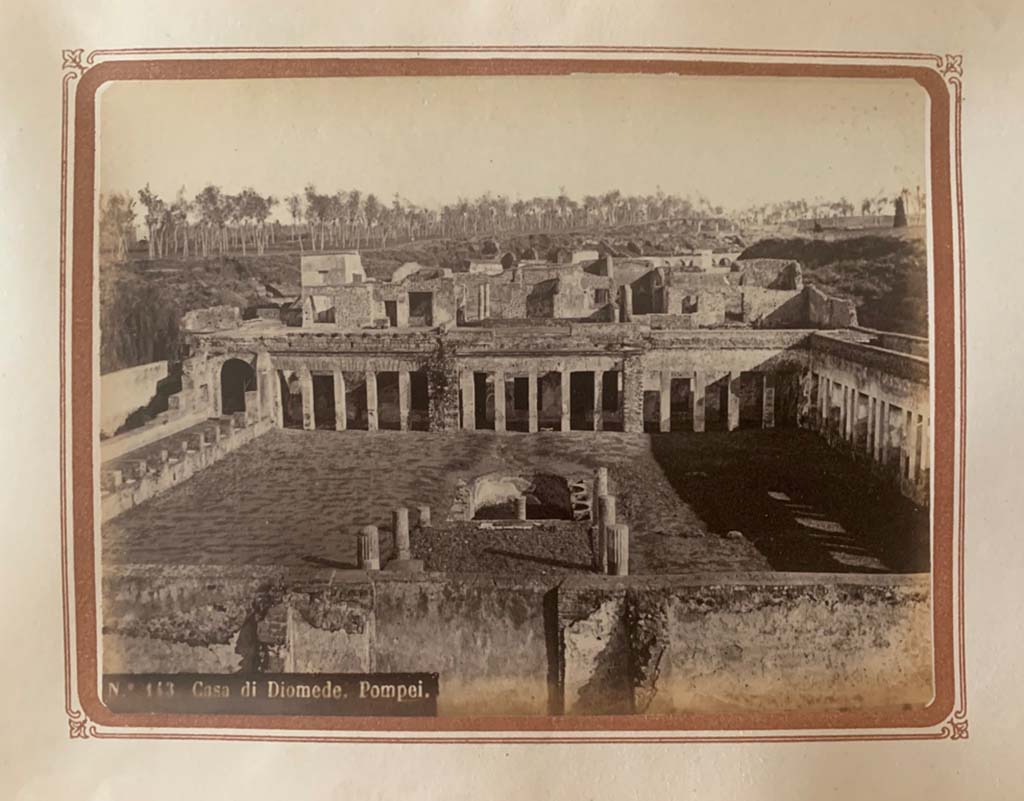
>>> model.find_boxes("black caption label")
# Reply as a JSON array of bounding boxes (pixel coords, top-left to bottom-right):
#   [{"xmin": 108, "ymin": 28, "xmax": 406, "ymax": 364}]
[{"xmin": 102, "ymin": 673, "xmax": 439, "ymax": 716}]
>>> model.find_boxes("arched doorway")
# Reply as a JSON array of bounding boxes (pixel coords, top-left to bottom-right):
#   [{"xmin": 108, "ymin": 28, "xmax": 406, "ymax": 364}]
[{"xmin": 220, "ymin": 358, "xmax": 256, "ymax": 415}]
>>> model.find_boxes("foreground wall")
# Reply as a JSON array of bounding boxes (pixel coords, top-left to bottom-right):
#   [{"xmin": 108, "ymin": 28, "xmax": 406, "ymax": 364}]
[{"xmin": 102, "ymin": 566, "xmax": 931, "ymax": 718}]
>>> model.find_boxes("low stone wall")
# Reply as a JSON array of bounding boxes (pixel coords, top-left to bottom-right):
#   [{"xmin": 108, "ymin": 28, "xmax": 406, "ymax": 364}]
[
  {"xmin": 101, "ymin": 566, "xmax": 931, "ymax": 718},
  {"xmin": 101, "ymin": 417, "xmax": 273, "ymax": 522}
]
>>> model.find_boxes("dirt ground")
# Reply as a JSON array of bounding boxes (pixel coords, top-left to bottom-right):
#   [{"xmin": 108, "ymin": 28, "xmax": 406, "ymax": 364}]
[{"xmin": 102, "ymin": 428, "xmax": 929, "ymax": 575}]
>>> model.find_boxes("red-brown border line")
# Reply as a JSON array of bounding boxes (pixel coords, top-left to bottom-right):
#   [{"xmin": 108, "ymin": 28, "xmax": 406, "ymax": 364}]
[{"xmin": 61, "ymin": 51, "xmax": 966, "ymax": 742}]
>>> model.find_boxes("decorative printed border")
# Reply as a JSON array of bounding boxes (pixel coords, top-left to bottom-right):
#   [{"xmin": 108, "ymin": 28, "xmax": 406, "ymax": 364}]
[{"xmin": 58, "ymin": 45, "xmax": 968, "ymax": 743}]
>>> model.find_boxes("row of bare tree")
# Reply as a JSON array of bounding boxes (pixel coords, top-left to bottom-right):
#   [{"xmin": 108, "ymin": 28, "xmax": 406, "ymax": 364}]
[{"xmin": 99, "ymin": 182, "xmax": 928, "ymax": 262}]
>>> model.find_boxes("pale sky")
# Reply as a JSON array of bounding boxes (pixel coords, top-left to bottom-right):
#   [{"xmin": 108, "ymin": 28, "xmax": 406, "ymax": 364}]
[{"xmin": 98, "ymin": 74, "xmax": 928, "ymax": 216}]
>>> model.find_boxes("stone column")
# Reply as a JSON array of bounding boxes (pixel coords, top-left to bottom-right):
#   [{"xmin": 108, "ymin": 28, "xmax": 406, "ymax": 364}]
[
  {"xmin": 493, "ymin": 371, "xmax": 506, "ymax": 432},
  {"xmin": 516, "ymin": 496, "xmax": 528, "ymax": 521},
  {"xmin": 877, "ymin": 400, "xmax": 889, "ymax": 464},
  {"xmin": 333, "ymin": 371, "xmax": 347, "ymax": 431},
  {"xmin": 300, "ymin": 368, "xmax": 315, "ymax": 430},
  {"xmin": 839, "ymin": 385, "xmax": 848, "ymax": 440},
  {"xmin": 398, "ymin": 370, "xmax": 411, "ymax": 431},
  {"xmin": 919, "ymin": 414, "xmax": 930, "ymax": 483},
  {"xmin": 620, "ymin": 284, "xmax": 633, "ymax": 322},
  {"xmin": 595, "ymin": 467, "xmax": 609, "ymax": 498},
  {"xmin": 900, "ymin": 410, "xmax": 912, "ymax": 479},
  {"xmin": 866, "ymin": 396, "xmax": 875, "ymax": 455},
  {"xmin": 527, "ymin": 369, "xmax": 538, "ymax": 433},
  {"xmin": 272, "ymin": 370, "xmax": 284, "ymax": 428},
  {"xmin": 365, "ymin": 370, "xmax": 379, "ymax": 431},
  {"xmin": 593, "ymin": 369, "xmax": 604, "ymax": 431},
  {"xmin": 358, "ymin": 526, "xmax": 380, "ymax": 570},
  {"xmin": 762, "ymin": 373, "xmax": 776, "ymax": 429},
  {"xmin": 560, "ymin": 370, "xmax": 571, "ymax": 432},
  {"xmin": 659, "ymin": 370, "xmax": 672, "ymax": 432},
  {"xmin": 417, "ymin": 505, "xmax": 431, "ymax": 528},
  {"xmin": 460, "ymin": 370, "xmax": 476, "ymax": 431},
  {"xmin": 908, "ymin": 413, "xmax": 921, "ymax": 482},
  {"xmin": 608, "ymin": 523, "xmax": 630, "ymax": 576},
  {"xmin": 393, "ymin": 507, "xmax": 410, "ymax": 560},
  {"xmin": 727, "ymin": 372, "xmax": 741, "ymax": 432},
  {"xmin": 692, "ymin": 371, "xmax": 706, "ymax": 432},
  {"xmin": 597, "ymin": 494, "xmax": 617, "ymax": 574}
]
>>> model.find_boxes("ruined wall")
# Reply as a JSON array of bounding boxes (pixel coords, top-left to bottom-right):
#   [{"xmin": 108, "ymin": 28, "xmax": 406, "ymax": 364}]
[
  {"xmin": 807, "ymin": 284, "xmax": 859, "ymax": 328},
  {"xmin": 100, "ymin": 360, "xmax": 170, "ymax": 437},
  {"xmin": 742, "ymin": 287, "xmax": 805, "ymax": 324},
  {"xmin": 320, "ymin": 285, "xmax": 376, "ymax": 328},
  {"xmin": 487, "ymin": 282, "xmax": 528, "ymax": 320},
  {"xmin": 102, "ymin": 567, "xmax": 931, "ymax": 719},
  {"xmin": 734, "ymin": 259, "xmax": 803, "ymax": 290},
  {"xmin": 559, "ymin": 573, "xmax": 932, "ymax": 715}
]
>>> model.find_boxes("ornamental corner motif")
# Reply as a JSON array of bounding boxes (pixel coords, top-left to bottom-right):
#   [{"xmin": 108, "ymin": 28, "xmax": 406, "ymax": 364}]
[
  {"xmin": 67, "ymin": 710, "xmax": 94, "ymax": 739},
  {"xmin": 942, "ymin": 54, "xmax": 963, "ymax": 79},
  {"xmin": 61, "ymin": 48, "xmax": 86, "ymax": 77}
]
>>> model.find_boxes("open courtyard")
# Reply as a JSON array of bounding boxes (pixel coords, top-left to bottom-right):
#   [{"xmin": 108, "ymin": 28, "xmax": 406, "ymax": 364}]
[{"xmin": 102, "ymin": 428, "xmax": 929, "ymax": 575}]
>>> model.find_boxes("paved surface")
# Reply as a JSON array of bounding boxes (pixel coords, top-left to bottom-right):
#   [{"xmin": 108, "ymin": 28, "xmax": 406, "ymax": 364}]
[{"xmin": 102, "ymin": 428, "xmax": 928, "ymax": 575}]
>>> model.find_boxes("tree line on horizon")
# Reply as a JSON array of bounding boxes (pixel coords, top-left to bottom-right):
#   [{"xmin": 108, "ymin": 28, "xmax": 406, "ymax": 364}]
[{"xmin": 99, "ymin": 183, "xmax": 928, "ymax": 263}]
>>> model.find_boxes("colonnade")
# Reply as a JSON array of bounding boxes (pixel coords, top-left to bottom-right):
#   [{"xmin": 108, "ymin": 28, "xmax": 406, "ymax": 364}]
[
  {"xmin": 289, "ymin": 367, "xmax": 417, "ymax": 432},
  {"xmin": 811, "ymin": 371, "xmax": 930, "ymax": 488}
]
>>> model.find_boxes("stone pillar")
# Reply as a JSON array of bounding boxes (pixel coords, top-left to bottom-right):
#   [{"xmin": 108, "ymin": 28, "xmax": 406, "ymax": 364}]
[
  {"xmin": 398, "ymin": 370, "xmax": 411, "ymax": 432},
  {"xmin": 300, "ymin": 368, "xmax": 315, "ymax": 430},
  {"xmin": 593, "ymin": 370, "xmax": 605, "ymax": 431},
  {"xmin": 919, "ymin": 415, "xmax": 930, "ymax": 482},
  {"xmin": 493, "ymin": 371, "xmax": 506, "ymax": 432},
  {"xmin": 358, "ymin": 526, "xmax": 380, "ymax": 570},
  {"xmin": 692, "ymin": 371, "xmax": 706, "ymax": 432},
  {"xmin": 849, "ymin": 389, "xmax": 858, "ymax": 443},
  {"xmin": 816, "ymin": 375, "xmax": 826, "ymax": 430},
  {"xmin": 272, "ymin": 370, "xmax": 284, "ymax": 428},
  {"xmin": 527, "ymin": 369, "xmax": 538, "ymax": 433},
  {"xmin": 333, "ymin": 371, "xmax": 347, "ymax": 431},
  {"xmin": 622, "ymin": 357, "xmax": 644, "ymax": 433},
  {"xmin": 595, "ymin": 467, "xmax": 609, "ymax": 498},
  {"xmin": 393, "ymin": 507, "xmax": 410, "ymax": 560},
  {"xmin": 727, "ymin": 372, "xmax": 741, "ymax": 432},
  {"xmin": 900, "ymin": 410, "xmax": 912, "ymax": 479},
  {"xmin": 417, "ymin": 504, "xmax": 431, "ymax": 528},
  {"xmin": 460, "ymin": 370, "xmax": 475, "ymax": 431},
  {"xmin": 597, "ymin": 494, "xmax": 617, "ymax": 574},
  {"xmin": 659, "ymin": 371, "xmax": 672, "ymax": 432},
  {"xmin": 516, "ymin": 496, "xmax": 528, "ymax": 521},
  {"xmin": 762, "ymin": 373, "xmax": 776, "ymax": 429},
  {"xmin": 212, "ymin": 366, "xmax": 223, "ymax": 417},
  {"xmin": 877, "ymin": 400, "xmax": 889, "ymax": 464},
  {"xmin": 255, "ymin": 354, "xmax": 271, "ymax": 422},
  {"xmin": 560, "ymin": 370, "xmax": 571, "ymax": 432},
  {"xmin": 608, "ymin": 523, "xmax": 630, "ymax": 577},
  {"xmin": 908, "ymin": 413, "xmax": 921, "ymax": 482},
  {"xmin": 866, "ymin": 396, "xmax": 875, "ymax": 455},
  {"xmin": 839, "ymin": 385, "xmax": 848, "ymax": 440},
  {"xmin": 365, "ymin": 370, "xmax": 379, "ymax": 431}
]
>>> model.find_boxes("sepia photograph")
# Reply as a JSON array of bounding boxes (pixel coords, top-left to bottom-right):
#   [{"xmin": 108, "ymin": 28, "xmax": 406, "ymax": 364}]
[{"xmin": 90, "ymin": 65, "xmax": 938, "ymax": 725}]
